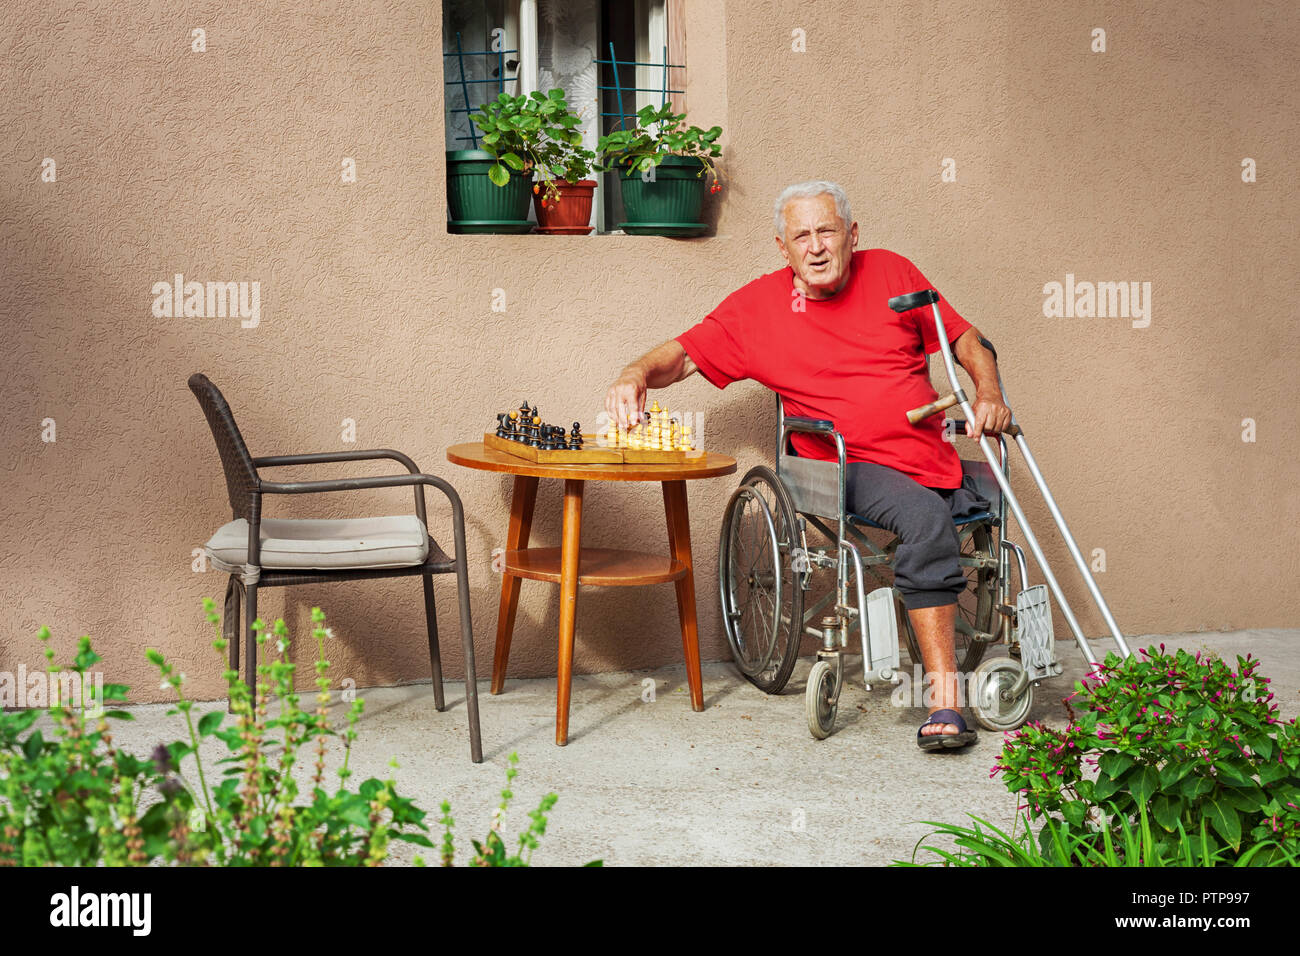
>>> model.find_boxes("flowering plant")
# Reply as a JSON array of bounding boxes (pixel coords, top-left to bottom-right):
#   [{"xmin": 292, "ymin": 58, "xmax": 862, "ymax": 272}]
[{"xmin": 994, "ymin": 645, "xmax": 1300, "ymax": 864}]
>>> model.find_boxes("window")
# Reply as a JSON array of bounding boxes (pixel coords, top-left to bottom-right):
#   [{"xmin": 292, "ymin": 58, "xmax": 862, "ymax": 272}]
[{"xmin": 442, "ymin": 0, "xmax": 686, "ymax": 233}]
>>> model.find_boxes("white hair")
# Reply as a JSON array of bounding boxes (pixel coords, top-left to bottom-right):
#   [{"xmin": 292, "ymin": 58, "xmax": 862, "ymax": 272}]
[{"xmin": 773, "ymin": 181, "xmax": 853, "ymax": 239}]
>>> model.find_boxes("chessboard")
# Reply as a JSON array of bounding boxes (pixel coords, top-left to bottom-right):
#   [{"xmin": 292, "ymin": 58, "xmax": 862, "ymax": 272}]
[{"xmin": 487, "ymin": 400, "xmax": 704, "ymax": 465}]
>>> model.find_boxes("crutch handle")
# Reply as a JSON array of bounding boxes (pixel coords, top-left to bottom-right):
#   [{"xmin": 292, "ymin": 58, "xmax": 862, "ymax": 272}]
[
  {"xmin": 888, "ymin": 289, "xmax": 939, "ymax": 313},
  {"xmin": 906, "ymin": 392, "xmax": 959, "ymax": 424},
  {"xmin": 907, "ymin": 394, "xmax": 1024, "ymax": 437}
]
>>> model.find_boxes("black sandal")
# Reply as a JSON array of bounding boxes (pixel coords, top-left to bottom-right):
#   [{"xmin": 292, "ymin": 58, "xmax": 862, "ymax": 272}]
[{"xmin": 917, "ymin": 708, "xmax": 978, "ymax": 751}]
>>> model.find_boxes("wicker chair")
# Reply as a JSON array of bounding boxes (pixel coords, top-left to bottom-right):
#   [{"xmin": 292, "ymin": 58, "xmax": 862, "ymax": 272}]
[{"xmin": 188, "ymin": 373, "xmax": 482, "ymax": 762}]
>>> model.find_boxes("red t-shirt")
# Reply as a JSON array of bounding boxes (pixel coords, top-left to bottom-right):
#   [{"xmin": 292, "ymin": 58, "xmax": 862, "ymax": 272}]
[{"xmin": 676, "ymin": 248, "xmax": 973, "ymax": 489}]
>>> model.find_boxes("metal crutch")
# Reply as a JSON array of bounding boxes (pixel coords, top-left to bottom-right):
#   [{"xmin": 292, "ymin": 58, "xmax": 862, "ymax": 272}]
[{"xmin": 888, "ymin": 289, "xmax": 1131, "ymax": 714}]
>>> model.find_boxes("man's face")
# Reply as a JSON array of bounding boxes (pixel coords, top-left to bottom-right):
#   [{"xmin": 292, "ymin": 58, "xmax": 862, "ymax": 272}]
[{"xmin": 775, "ymin": 193, "xmax": 859, "ymax": 299}]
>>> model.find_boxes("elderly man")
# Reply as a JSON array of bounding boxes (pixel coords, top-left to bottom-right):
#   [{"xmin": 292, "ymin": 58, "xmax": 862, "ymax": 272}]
[{"xmin": 603, "ymin": 180, "xmax": 1013, "ymax": 750}]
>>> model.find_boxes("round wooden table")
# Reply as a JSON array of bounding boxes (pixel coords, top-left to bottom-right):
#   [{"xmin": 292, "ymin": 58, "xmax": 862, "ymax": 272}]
[{"xmin": 446, "ymin": 442, "xmax": 737, "ymax": 745}]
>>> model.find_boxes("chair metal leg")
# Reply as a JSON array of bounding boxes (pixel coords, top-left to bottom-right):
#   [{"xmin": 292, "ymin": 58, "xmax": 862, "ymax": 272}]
[
  {"xmin": 244, "ymin": 584, "xmax": 258, "ymax": 701},
  {"xmin": 422, "ymin": 573, "xmax": 446, "ymax": 712},
  {"xmin": 455, "ymin": 562, "xmax": 483, "ymax": 763},
  {"xmin": 223, "ymin": 575, "xmax": 241, "ymax": 713}
]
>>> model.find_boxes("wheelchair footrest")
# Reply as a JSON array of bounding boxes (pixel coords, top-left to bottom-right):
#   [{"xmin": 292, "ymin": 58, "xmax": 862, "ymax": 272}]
[
  {"xmin": 863, "ymin": 587, "xmax": 902, "ymax": 685},
  {"xmin": 1015, "ymin": 584, "xmax": 1061, "ymax": 680}
]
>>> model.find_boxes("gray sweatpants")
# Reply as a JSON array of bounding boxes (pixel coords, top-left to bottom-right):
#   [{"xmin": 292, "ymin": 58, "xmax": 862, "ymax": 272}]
[{"xmin": 845, "ymin": 461, "xmax": 991, "ymax": 611}]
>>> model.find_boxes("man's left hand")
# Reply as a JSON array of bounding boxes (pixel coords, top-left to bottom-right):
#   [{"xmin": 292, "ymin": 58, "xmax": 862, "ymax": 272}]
[{"xmin": 966, "ymin": 391, "xmax": 1013, "ymax": 440}]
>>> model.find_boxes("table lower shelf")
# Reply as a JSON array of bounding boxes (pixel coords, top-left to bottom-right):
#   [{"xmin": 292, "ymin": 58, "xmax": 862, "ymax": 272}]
[{"xmin": 505, "ymin": 547, "xmax": 688, "ymax": 586}]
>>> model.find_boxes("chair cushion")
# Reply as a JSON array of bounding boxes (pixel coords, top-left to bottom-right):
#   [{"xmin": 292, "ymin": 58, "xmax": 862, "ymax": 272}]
[{"xmin": 205, "ymin": 515, "xmax": 430, "ymax": 572}]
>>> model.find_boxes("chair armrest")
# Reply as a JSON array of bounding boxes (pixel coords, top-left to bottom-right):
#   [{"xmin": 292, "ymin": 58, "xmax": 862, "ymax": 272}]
[
  {"xmin": 253, "ymin": 448, "xmax": 422, "ymax": 473},
  {"xmin": 259, "ymin": 472, "xmax": 468, "ymax": 569},
  {"xmin": 260, "ymin": 471, "xmax": 456, "ymax": 502},
  {"xmin": 260, "ymin": 471, "xmax": 464, "ymax": 539},
  {"xmin": 253, "ymin": 449, "xmax": 431, "ymax": 523}
]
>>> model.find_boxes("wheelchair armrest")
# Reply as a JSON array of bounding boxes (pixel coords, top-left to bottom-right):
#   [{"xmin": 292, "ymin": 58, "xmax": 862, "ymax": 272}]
[{"xmin": 783, "ymin": 416, "xmax": 836, "ymax": 435}]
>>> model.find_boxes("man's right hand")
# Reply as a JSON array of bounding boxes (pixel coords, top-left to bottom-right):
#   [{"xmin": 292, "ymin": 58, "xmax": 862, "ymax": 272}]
[
  {"xmin": 604, "ymin": 340, "xmax": 698, "ymax": 429},
  {"xmin": 605, "ymin": 368, "xmax": 647, "ymax": 429}
]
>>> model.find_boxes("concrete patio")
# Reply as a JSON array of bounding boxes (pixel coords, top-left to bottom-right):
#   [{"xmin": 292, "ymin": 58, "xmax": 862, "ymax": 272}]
[{"xmin": 96, "ymin": 627, "xmax": 1299, "ymax": 866}]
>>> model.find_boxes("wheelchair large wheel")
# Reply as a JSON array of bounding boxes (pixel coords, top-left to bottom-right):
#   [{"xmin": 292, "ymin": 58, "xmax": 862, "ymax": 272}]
[
  {"xmin": 718, "ymin": 465, "xmax": 805, "ymax": 694},
  {"xmin": 900, "ymin": 520, "xmax": 997, "ymax": 673}
]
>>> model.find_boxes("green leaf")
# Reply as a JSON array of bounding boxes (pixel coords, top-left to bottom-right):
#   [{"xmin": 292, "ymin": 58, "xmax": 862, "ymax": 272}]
[
  {"xmin": 487, "ymin": 164, "xmax": 509, "ymax": 187},
  {"xmin": 1092, "ymin": 773, "xmax": 1123, "ymax": 801},
  {"xmin": 22, "ymin": 730, "xmax": 45, "ymax": 761},
  {"xmin": 1130, "ymin": 765, "xmax": 1159, "ymax": 805},
  {"xmin": 501, "ymin": 152, "xmax": 525, "ymax": 172},
  {"xmin": 1222, "ymin": 787, "xmax": 1265, "ymax": 813},
  {"xmin": 1259, "ymin": 760, "xmax": 1290, "ymax": 785},
  {"xmin": 6, "ymin": 710, "xmax": 41, "ymax": 735},
  {"xmin": 197, "ymin": 711, "xmax": 224, "ymax": 736},
  {"xmin": 1099, "ymin": 751, "xmax": 1135, "ymax": 780},
  {"xmin": 1252, "ymin": 735, "xmax": 1275, "ymax": 762},
  {"xmin": 1203, "ymin": 796, "xmax": 1241, "ymax": 850},
  {"xmin": 1061, "ymin": 801, "xmax": 1087, "ymax": 827},
  {"xmin": 1158, "ymin": 759, "xmax": 1194, "ymax": 788},
  {"xmin": 393, "ymin": 832, "xmax": 434, "ymax": 847},
  {"xmin": 1180, "ymin": 774, "xmax": 1213, "ymax": 800},
  {"xmin": 1151, "ymin": 793, "xmax": 1182, "ymax": 832}
]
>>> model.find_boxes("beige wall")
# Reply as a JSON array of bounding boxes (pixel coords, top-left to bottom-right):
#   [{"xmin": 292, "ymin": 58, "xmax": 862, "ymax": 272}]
[{"xmin": 2, "ymin": 1, "xmax": 1296, "ymax": 704}]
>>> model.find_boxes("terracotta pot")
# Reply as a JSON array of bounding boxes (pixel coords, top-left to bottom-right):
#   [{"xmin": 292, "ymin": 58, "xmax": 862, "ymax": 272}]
[{"xmin": 534, "ymin": 180, "xmax": 596, "ymax": 235}]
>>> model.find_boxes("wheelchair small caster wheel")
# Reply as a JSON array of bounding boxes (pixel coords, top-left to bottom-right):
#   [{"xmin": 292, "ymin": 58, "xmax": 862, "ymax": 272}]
[
  {"xmin": 806, "ymin": 660, "xmax": 838, "ymax": 739},
  {"xmin": 971, "ymin": 657, "xmax": 1033, "ymax": 732}
]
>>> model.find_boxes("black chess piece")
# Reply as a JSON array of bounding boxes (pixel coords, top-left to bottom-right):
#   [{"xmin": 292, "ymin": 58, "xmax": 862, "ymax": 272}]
[
  {"xmin": 496, "ymin": 413, "xmax": 508, "ymax": 438},
  {"xmin": 569, "ymin": 421, "xmax": 583, "ymax": 449}
]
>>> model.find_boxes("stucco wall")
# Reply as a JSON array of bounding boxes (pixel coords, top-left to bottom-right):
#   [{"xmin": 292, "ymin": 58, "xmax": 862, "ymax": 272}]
[{"xmin": 2, "ymin": 1, "xmax": 1296, "ymax": 704}]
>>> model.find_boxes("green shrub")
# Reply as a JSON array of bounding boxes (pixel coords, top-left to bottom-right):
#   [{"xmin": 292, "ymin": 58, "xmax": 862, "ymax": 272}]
[{"xmin": 0, "ymin": 602, "xmax": 589, "ymax": 867}]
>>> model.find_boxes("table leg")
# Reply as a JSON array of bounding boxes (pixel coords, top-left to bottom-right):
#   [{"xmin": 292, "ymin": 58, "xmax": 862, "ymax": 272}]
[
  {"xmin": 492, "ymin": 475, "xmax": 538, "ymax": 694},
  {"xmin": 555, "ymin": 478, "xmax": 584, "ymax": 745},
  {"xmin": 663, "ymin": 479, "xmax": 705, "ymax": 711}
]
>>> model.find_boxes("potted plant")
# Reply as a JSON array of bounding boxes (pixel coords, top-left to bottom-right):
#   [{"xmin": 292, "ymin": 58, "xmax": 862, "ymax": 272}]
[
  {"xmin": 447, "ymin": 89, "xmax": 594, "ymax": 235},
  {"xmin": 597, "ymin": 103, "xmax": 722, "ymax": 236},
  {"xmin": 446, "ymin": 92, "xmax": 537, "ymax": 234},
  {"xmin": 529, "ymin": 93, "xmax": 598, "ymax": 235}
]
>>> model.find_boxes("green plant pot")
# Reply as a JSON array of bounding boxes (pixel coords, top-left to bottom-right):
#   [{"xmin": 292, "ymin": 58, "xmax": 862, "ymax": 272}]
[
  {"xmin": 615, "ymin": 155, "xmax": 710, "ymax": 234},
  {"xmin": 447, "ymin": 149, "xmax": 533, "ymax": 232}
]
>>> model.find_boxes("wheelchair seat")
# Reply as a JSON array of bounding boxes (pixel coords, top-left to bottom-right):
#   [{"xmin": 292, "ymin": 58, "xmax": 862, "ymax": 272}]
[{"xmin": 847, "ymin": 459, "xmax": 1002, "ymax": 530}]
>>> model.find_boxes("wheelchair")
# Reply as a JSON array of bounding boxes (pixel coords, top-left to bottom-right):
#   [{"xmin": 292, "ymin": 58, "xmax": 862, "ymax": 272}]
[{"xmin": 716, "ymin": 289, "xmax": 1132, "ymax": 739}]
